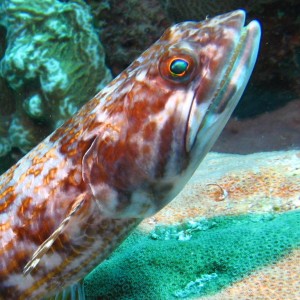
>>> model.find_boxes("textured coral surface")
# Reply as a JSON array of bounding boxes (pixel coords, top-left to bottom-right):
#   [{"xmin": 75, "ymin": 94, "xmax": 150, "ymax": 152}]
[
  {"xmin": 0, "ymin": 0, "xmax": 111, "ymax": 159},
  {"xmin": 84, "ymin": 151, "xmax": 300, "ymax": 299},
  {"xmin": 202, "ymin": 249, "xmax": 300, "ymax": 300}
]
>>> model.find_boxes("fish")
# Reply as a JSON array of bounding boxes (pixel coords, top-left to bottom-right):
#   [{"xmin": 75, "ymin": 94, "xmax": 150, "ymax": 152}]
[{"xmin": 0, "ymin": 10, "xmax": 261, "ymax": 299}]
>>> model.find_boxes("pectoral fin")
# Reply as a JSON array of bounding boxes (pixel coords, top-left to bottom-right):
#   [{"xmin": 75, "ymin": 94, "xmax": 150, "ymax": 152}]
[{"xmin": 23, "ymin": 193, "xmax": 87, "ymax": 275}]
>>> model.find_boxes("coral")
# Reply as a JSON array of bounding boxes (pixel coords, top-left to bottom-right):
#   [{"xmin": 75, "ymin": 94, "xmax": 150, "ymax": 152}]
[
  {"xmin": 0, "ymin": 0, "xmax": 112, "ymax": 156},
  {"xmin": 83, "ymin": 150, "xmax": 300, "ymax": 299},
  {"xmin": 174, "ymin": 273, "xmax": 218, "ymax": 298},
  {"xmin": 84, "ymin": 211, "xmax": 300, "ymax": 299},
  {"xmin": 0, "ymin": 75, "xmax": 14, "ymax": 160},
  {"xmin": 201, "ymin": 249, "xmax": 300, "ymax": 300}
]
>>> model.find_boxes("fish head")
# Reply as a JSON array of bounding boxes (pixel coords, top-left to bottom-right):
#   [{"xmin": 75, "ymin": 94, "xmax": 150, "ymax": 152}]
[
  {"xmin": 83, "ymin": 10, "xmax": 261, "ymax": 217},
  {"xmin": 151, "ymin": 10, "xmax": 261, "ymax": 160}
]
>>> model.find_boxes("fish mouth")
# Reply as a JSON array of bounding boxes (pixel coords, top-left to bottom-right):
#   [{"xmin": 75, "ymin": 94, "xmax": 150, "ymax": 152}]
[{"xmin": 186, "ymin": 10, "xmax": 261, "ymax": 153}]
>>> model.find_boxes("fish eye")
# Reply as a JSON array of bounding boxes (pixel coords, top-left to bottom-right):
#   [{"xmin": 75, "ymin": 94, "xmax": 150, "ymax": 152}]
[
  {"xmin": 159, "ymin": 52, "xmax": 197, "ymax": 84},
  {"xmin": 170, "ymin": 59, "xmax": 189, "ymax": 77}
]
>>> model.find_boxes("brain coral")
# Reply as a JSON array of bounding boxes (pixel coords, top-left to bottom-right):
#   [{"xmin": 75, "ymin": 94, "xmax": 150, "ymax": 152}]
[{"xmin": 0, "ymin": 0, "xmax": 112, "ymax": 156}]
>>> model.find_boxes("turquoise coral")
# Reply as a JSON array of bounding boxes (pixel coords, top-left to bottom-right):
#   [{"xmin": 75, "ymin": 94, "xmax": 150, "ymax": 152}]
[
  {"xmin": 0, "ymin": 0, "xmax": 111, "ymax": 157},
  {"xmin": 84, "ymin": 211, "xmax": 300, "ymax": 299}
]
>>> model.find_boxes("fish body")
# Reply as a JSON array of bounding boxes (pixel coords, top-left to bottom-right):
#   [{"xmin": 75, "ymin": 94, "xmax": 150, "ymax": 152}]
[{"xmin": 0, "ymin": 10, "xmax": 260, "ymax": 299}]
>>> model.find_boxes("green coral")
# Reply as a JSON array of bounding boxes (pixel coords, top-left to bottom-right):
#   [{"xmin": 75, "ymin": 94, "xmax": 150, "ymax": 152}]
[
  {"xmin": 0, "ymin": 0, "xmax": 112, "ymax": 155},
  {"xmin": 84, "ymin": 210, "xmax": 300, "ymax": 299}
]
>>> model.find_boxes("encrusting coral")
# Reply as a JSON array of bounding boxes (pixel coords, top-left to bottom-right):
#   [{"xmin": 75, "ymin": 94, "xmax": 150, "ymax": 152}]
[
  {"xmin": 84, "ymin": 150, "xmax": 300, "ymax": 299},
  {"xmin": 0, "ymin": 0, "xmax": 112, "ymax": 159}
]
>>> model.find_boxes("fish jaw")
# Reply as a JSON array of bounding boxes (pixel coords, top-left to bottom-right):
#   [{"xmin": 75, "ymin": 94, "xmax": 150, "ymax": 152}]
[{"xmin": 186, "ymin": 10, "xmax": 261, "ymax": 155}]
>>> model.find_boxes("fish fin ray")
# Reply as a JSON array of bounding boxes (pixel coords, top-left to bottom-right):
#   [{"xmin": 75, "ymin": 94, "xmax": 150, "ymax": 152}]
[{"xmin": 23, "ymin": 193, "xmax": 87, "ymax": 275}]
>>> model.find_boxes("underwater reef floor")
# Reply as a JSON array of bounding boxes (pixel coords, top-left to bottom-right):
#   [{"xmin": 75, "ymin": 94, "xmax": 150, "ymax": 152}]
[{"xmin": 84, "ymin": 150, "xmax": 300, "ymax": 299}]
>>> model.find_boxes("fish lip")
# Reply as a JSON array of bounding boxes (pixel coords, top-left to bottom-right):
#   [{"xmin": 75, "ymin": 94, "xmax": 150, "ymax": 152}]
[{"xmin": 186, "ymin": 11, "xmax": 261, "ymax": 153}]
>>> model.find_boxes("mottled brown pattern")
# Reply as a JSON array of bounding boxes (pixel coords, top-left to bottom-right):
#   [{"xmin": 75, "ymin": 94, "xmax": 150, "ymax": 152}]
[
  {"xmin": 0, "ymin": 10, "xmax": 260, "ymax": 299},
  {"xmin": 143, "ymin": 121, "xmax": 157, "ymax": 141},
  {"xmin": 156, "ymin": 115, "xmax": 176, "ymax": 178}
]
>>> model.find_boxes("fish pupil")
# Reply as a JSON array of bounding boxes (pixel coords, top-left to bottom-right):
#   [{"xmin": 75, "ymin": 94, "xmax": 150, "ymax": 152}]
[{"xmin": 170, "ymin": 59, "xmax": 189, "ymax": 76}]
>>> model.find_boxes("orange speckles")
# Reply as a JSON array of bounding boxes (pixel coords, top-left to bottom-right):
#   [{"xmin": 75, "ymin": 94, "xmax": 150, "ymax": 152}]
[
  {"xmin": 0, "ymin": 187, "xmax": 15, "ymax": 212},
  {"xmin": 65, "ymin": 169, "xmax": 82, "ymax": 187},
  {"xmin": 0, "ymin": 194, "xmax": 15, "ymax": 212},
  {"xmin": 18, "ymin": 197, "xmax": 33, "ymax": 217},
  {"xmin": 211, "ymin": 168, "xmax": 300, "ymax": 202},
  {"xmin": 26, "ymin": 167, "xmax": 42, "ymax": 177},
  {"xmin": 33, "ymin": 186, "xmax": 40, "ymax": 195},
  {"xmin": 50, "ymin": 128, "xmax": 64, "ymax": 143},
  {"xmin": 60, "ymin": 141, "xmax": 70, "ymax": 155},
  {"xmin": 120, "ymin": 72, "xmax": 128, "ymax": 80},
  {"xmin": 66, "ymin": 148, "xmax": 78, "ymax": 157},
  {"xmin": 18, "ymin": 171, "xmax": 28, "ymax": 185},
  {"xmin": 35, "ymin": 142, "xmax": 47, "ymax": 153},
  {"xmin": 32, "ymin": 155, "xmax": 48, "ymax": 166},
  {"xmin": 84, "ymin": 117, "xmax": 99, "ymax": 133},
  {"xmin": 43, "ymin": 168, "xmax": 58, "ymax": 185},
  {"xmin": 73, "ymin": 129, "xmax": 83, "ymax": 140},
  {"xmin": 76, "ymin": 140, "xmax": 92, "ymax": 155},
  {"xmin": 44, "ymin": 148, "xmax": 58, "ymax": 160},
  {"xmin": 67, "ymin": 128, "xmax": 75, "ymax": 136},
  {"xmin": 0, "ymin": 186, "xmax": 14, "ymax": 198},
  {"xmin": 32, "ymin": 148, "xmax": 57, "ymax": 166},
  {"xmin": 67, "ymin": 137, "xmax": 76, "ymax": 146},
  {"xmin": 0, "ymin": 220, "xmax": 11, "ymax": 231}
]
